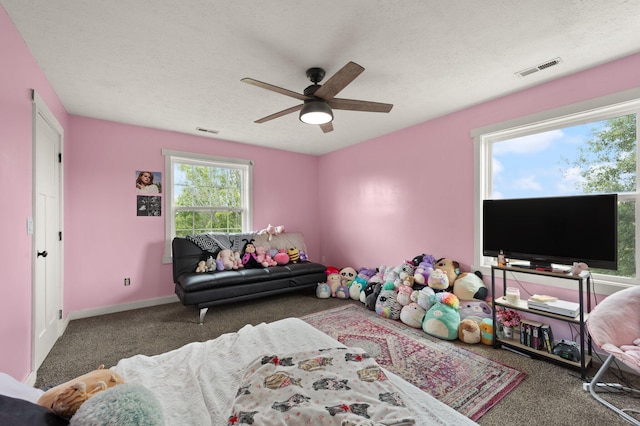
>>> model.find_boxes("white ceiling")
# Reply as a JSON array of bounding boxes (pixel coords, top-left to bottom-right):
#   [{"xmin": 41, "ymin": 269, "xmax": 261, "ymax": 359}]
[{"xmin": 3, "ymin": 1, "xmax": 640, "ymax": 155}]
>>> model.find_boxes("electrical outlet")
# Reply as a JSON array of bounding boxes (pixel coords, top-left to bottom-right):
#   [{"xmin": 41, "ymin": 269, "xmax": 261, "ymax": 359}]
[{"xmin": 124, "ymin": 278, "xmax": 131, "ymax": 286}]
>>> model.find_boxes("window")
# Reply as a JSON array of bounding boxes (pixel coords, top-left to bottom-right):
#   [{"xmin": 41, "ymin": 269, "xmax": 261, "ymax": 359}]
[
  {"xmin": 473, "ymin": 91, "xmax": 640, "ymax": 285},
  {"xmin": 162, "ymin": 150, "xmax": 252, "ymax": 262}
]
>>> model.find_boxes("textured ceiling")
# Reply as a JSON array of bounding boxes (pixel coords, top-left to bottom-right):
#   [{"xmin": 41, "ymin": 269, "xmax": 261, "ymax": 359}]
[{"xmin": 3, "ymin": 1, "xmax": 640, "ymax": 155}]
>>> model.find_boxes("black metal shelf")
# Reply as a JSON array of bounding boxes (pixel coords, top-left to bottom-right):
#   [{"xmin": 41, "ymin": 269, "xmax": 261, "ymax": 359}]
[{"xmin": 491, "ymin": 265, "xmax": 592, "ymax": 379}]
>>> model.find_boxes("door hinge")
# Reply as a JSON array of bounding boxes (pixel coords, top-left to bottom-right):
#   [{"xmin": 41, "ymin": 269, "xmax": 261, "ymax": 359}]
[
  {"xmin": 58, "ymin": 231, "xmax": 62, "ymax": 241},
  {"xmin": 58, "ymin": 153, "xmax": 62, "ymax": 163},
  {"xmin": 58, "ymin": 310, "xmax": 62, "ymax": 320}
]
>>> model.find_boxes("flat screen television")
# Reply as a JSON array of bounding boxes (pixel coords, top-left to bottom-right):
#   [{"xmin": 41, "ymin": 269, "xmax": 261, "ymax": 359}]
[{"xmin": 483, "ymin": 194, "xmax": 618, "ymax": 270}]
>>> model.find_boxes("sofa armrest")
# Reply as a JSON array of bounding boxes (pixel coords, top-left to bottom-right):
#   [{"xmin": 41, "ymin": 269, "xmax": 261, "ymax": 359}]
[{"xmin": 172, "ymin": 238, "xmax": 205, "ymax": 283}]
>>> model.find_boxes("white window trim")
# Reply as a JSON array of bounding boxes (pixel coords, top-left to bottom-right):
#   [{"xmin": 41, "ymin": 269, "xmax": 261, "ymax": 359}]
[
  {"xmin": 161, "ymin": 149, "xmax": 253, "ymax": 263},
  {"xmin": 472, "ymin": 88, "xmax": 640, "ymax": 295}
]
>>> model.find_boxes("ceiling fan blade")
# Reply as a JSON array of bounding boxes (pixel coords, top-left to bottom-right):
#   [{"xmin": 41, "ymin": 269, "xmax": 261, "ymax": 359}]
[
  {"xmin": 254, "ymin": 104, "xmax": 303, "ymax": 123},
  {"xmin": 241, "ymin": 78, "xmax": 310, "ymax": 101},
  {"xmin": 314, "ymin": 62, "xmax": 364, "ymax": 99},
  {"xmin": 320, "ymin": 122, "xmax": 334, "ymax": 133},
  {"xmin": 328, "ymin": 98, "xmax": 393, "ymax": 113}
]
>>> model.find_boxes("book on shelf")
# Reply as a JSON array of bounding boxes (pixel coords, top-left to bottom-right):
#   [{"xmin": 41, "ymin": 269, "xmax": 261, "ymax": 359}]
[
  {"xmin": 519, "ymin": 319, "xmax": 544, "ymax": 350},
  {"xmin": 540, "ymin": 324, "xmax": 554, "ymax": 353},
  {"xmin": 519, "ymin": 321, "xmax": 527, "ymax": 345}
]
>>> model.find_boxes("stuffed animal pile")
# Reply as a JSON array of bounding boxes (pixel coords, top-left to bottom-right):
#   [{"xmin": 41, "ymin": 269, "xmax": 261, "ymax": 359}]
[
  {"xmin": 316, "ymin": 255, "xmax": 493, "ymax": 345},
  {"xmin": 193, "ymin": 238, "xmax": 307, "ymax": 273}
]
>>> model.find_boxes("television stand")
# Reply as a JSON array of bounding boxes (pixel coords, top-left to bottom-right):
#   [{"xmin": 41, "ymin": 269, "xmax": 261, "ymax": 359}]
[
  {"xmin": 508, "ymin": 263, "xmax": 569, "ymax": 274},
  {"xmin": 491, "ymin": 265, "xmax": 592, "ymax": 379}
]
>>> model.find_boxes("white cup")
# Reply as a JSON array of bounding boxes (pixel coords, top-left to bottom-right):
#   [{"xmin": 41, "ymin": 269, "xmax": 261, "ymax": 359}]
[{"xmin": 506, "ymin": 287, "xmax": 520, "ymax": 305}]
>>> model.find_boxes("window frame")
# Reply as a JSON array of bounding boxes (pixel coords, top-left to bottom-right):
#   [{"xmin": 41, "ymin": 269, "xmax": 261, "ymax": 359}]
[
  {"xmin": 162, "ymin": 149, "xmax": 253, "ymax": 263},
  {"xmin": 472, "ymin": 88, "xmax": 640, "ymax": 293}
]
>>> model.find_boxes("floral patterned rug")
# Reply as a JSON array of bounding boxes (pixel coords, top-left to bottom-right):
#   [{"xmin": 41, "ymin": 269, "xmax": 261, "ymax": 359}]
[{"xmin": 302, "ymin": 304, "xmax": 526, "ymax": 421}]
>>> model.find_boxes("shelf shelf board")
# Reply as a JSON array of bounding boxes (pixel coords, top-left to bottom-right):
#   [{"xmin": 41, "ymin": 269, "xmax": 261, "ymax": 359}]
[
  {"xmin": 496, "ymin": 337, "xmax": 592, "ymax": 369},
  {"xmin": 492, "ymin": 265, "xmax": 585, "ymax": 280},
  {"xmin": 494, "ymin": 296, "xmax": 588, "ymax": 323}
]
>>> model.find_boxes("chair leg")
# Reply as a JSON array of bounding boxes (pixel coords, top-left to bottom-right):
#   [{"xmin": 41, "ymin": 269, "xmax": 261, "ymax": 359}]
[{"xmin": 588, "ymin": 354, "xmax": 640, "ymax": 425}]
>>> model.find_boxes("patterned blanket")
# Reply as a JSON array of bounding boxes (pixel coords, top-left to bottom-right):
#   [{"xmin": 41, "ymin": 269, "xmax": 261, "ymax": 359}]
[
  {"xmin": 228, "ymin": 347, "xmax": 416, "ymax": 425},
  {"xmin": 113, "ymin": 318, "xmax": 477, "ymax": 425},
  {"xmin": 186, "ymin": 232, "xmax": 255, "ymax": 253}
]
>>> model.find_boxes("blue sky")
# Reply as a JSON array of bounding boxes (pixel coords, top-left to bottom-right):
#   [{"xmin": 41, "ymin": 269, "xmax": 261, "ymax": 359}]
[{"xmin": 491, "ymin": 121, "xmax": 603, "ymax": 199}]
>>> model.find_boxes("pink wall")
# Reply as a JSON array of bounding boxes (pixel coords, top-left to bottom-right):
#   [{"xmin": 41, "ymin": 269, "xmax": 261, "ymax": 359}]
[
  {"xmin": 318, "ymin": 53, "xmax": 640, "ymax": 272},
  {"xmin": 3, "ymin": 2, "xmax": 640, "ymax": 382},
  {"xmin": 0, "ymin": 6, "xmax": 68, "ymax": 381},
  {"xmin": 1, "ymin": 4, "xmax": 319, "ymax": 381},
  {"xmin": 65, "ymin": 116, "xmax": 320, "ymax": 313}
]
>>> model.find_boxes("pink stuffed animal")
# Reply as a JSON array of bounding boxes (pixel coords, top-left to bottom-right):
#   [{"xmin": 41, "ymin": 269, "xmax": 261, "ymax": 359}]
[
  {"xmin": 397, "ymin": 284, "xmax": 413, "ymax": 306},
  {"xmin": 273, "ymin": 249, "xmax": 290, "ymax": 265},
  {"xmin": 256, "ymin": 224, "xmax": 286, "ymax": 241},
  {"xmin": 325, "ymin": 266, "xmax": 341, "ymax": 297},
  {"xmin": 257, "ymin": 224, "xmax": 277, "ymax": 241},
  {"xmin": 256, "ymin": 245, "xmax": 275, "ymax": 267},
  {"xmin": 232, "ymin": 251, "xmax": 243, "ymax": 269}
]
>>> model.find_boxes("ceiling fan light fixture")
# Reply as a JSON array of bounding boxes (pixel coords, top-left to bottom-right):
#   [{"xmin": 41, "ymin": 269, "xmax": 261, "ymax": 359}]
[{"xmin": 299, "ymin": 100, "xmax": 333, "ymax": 125}]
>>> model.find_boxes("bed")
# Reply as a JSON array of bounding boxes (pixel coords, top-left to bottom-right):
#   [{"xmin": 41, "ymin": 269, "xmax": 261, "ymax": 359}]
[
  {"xmin": 113, "ymin": 318, "xmax": 476, "ymax": 425},
  {"xmin": 2, "ymin": 318, "xmax": 477, "ymax": 425}
]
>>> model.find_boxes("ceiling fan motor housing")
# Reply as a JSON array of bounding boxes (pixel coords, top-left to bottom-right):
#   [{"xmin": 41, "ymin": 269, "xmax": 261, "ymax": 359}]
[
  {"xmin": 306, "ymin": 67, "xmax": 326, "ymax": 84},
  {"xmin": 303, "ymin": 84, "xmax": 321, "ymax": 98}
]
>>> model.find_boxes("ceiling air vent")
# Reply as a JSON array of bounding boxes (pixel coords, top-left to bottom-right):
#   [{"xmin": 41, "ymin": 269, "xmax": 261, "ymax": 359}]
[
  {"xmin": 196, "ymin": 127, "xmax": 219, "ymax": 135},
  {"xmin": 516, "ymin": 57, "xmax": 562, "ymax": 77}
]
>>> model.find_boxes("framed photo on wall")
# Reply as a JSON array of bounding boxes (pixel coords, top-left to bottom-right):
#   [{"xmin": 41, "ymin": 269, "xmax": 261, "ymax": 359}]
[
  {"xmin": 137, "ymin": 195, "xmax": 161, "ymax": 216},
  {"xmin": 136, "ymin": 170, "xmax": 162, "ymax": 194}
]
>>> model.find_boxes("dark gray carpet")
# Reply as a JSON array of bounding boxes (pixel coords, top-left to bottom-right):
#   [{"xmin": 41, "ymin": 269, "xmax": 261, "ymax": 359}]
[{"xmin": 36, "ymin": 289, "xmax": 640, "ymax": 425}]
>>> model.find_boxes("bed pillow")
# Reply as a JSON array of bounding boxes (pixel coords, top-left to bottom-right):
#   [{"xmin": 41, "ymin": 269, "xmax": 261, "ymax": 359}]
[
  {"xmin": 0, "ymin": 394, "xmax": 69, "ymax": 426},
  {"xmin": 69, "ymin": 383, "xmax": 164, "ymax": 426}
]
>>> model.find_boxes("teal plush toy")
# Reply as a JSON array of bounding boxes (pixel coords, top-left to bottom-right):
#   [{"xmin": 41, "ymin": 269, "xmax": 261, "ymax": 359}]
[
  {"xmin": 349, "ymin": 276, "xmax": 367, "ymax": 300},
  {"xmin": 422, "ymin": 292, "xmax": 461, "ymax": 340}
]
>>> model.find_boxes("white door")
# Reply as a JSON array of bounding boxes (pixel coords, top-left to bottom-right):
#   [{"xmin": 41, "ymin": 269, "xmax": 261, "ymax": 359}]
[{"xmin": 32, "ymin": 91, "xmax": 63, "ymax": 371}]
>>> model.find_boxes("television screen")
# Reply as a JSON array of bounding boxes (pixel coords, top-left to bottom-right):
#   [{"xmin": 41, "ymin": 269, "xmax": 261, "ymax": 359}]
[{"xmin": 482, "ymin": 194, "xmax": 618, "ymax": 270}]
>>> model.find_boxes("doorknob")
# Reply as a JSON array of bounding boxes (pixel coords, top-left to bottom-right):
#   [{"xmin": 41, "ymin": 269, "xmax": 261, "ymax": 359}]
[{"xmin": 37, "ymin": 250, "xmax": 48, "ymax": 258}]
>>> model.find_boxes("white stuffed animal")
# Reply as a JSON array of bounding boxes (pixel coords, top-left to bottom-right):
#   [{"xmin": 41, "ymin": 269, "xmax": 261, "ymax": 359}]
[
  {"xmin": 256, "ymin": 224, "xmax": 286, "ymax": 241},
  {"xmin": 570, "ymin": 262, "xmax": 589, "ymax": 276}
]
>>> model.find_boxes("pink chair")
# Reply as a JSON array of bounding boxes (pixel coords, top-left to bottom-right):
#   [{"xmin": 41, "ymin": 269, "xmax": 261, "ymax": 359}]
[{"xmin": 586, "ymin": 285, "xmax": 640, "ymax": 425}]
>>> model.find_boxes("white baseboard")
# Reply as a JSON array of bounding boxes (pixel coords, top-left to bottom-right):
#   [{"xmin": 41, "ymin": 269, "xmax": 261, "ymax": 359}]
[
  {"xmin": 24, "ymin": 371, "xmax": 38, "ymax": 387},
  {"xmin": 27, "ymin": 296, "xmax": 180, "ymax": 385},
  {"xmin": 66, "ymin": 295, "xmax": 179, "ymax": 322}
]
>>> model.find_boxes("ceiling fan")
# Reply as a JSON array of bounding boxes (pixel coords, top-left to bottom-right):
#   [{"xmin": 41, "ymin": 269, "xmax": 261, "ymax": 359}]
[{"xmin": 241, "ymin": 61, "xmax": 393, "ymax": 133}]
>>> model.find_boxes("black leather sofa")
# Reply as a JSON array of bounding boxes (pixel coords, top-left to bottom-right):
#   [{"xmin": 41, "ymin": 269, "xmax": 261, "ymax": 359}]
[{"xmin": 172, "ymin": 232, "xmax": 326, "ymax": 323}]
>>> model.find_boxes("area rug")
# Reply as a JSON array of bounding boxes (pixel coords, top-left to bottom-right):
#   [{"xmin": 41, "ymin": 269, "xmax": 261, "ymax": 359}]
[{"xmin": 302, "ymin": 304, "xmax": 526, "ymax": 422}]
